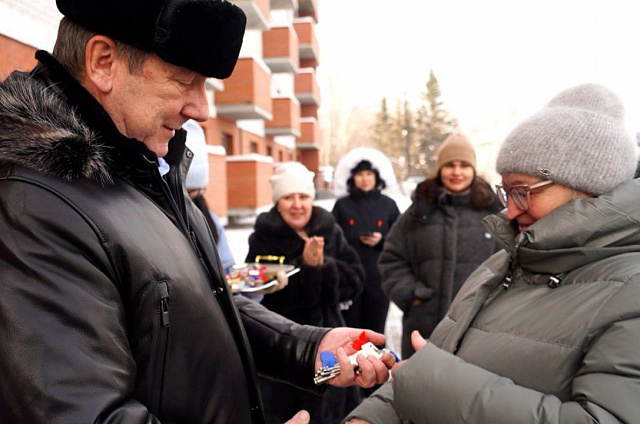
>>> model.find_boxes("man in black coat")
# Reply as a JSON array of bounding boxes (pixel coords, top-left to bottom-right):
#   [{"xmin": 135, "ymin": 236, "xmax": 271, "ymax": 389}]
[{"xmin": 0, "ymin": 1, "xmax": 395, "ymax": 423}]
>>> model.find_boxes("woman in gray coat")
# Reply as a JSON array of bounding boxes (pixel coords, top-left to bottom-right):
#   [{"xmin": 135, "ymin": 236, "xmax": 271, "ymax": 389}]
[
  {"xmin": 345, "ymin": 83, "xmax": 640, "ymax": 423},
  {"xmin": 380, "ymin": 134, "xmax": 502, "ymax": 357}
]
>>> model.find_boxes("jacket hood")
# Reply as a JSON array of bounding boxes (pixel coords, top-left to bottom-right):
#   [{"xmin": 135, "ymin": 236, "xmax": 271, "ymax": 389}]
[
  {"xmin": 0, "ymin": 70, "xmax": 112, "ymax": 184},
  {"xmin": 483, "ymin": 179, "xmax": 640, "ymax": 274}
]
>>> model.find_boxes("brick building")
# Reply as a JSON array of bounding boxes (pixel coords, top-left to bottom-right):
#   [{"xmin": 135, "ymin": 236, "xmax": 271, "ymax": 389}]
[{"xmin": 0, "ymin": 0, "xmax": 322, "ymax": 223}]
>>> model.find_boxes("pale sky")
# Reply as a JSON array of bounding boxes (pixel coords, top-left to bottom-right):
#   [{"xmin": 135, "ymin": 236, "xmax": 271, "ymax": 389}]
[{"xmin": 316, "ymin": 0, "xmax": 640, "ymax": 145}]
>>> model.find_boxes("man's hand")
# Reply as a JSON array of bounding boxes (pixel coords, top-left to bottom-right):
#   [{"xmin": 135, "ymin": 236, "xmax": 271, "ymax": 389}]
[
  {"xmin": 302, "ymin": 236, "xmax": 324, "ymax": 266},
  {"xmin": 315, "ymin": 328, "xmax": 396, "ymax": 388},
  {"xmin": 359, "ymin": 232, "xmax": 382, "ymax": 247}
]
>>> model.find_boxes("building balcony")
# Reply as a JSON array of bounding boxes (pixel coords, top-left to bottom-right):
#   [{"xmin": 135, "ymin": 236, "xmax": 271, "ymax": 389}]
[
  {"xmin": 294, "ymin": 68, "xmax": 320, "ymax": 106},
  {"xmin": 301, "ymin": 104, "xmax": 318, "ymax": 119},
  {"xmin": 271, "ymin": 0, "xmax": 298, "ymax": 11},
  {"xmin": 262, "ymin": 26, "xmax": 299, "ymax": 74},
  {"xmin": 297, "ymin": 0, "xmax": 318, "ymax": 22},
  {"xmin": 293, "ymin": 18, "xmax": 319, "ymax": 65},
  {"xmin": 215, "ymin": 58, "xmax": 273, "ymax": 121},
  {"xmin": 297, "ymin": 117, "xmax": 322, "ymax": 149},
  {"xmin": 265, "ymin": 97, "xmax": 301, "ymax": 137},
  {"xmin": 226, "ymin": 155, "xmax": 275, "ymax": 217},
  {"xmin": 229, "ymin": 0, "xmax": 269, "ymax": 30}
]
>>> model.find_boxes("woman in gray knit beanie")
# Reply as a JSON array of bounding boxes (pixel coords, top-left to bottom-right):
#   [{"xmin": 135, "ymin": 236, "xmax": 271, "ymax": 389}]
[{"xmin": 345, "ymin": 84, "xmax": 640, "ymax": 424}]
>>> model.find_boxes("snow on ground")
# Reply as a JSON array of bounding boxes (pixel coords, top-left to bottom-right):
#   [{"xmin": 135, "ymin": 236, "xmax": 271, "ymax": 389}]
[{"xmin": 224, "ymin": 188, "xmax": 412, "ymax": 357}]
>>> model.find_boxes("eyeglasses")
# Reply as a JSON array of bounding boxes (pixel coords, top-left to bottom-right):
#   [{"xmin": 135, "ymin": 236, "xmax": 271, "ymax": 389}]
[{"xmin": 495, "ymin": 180, "xmax": 555, "ymax": 211}]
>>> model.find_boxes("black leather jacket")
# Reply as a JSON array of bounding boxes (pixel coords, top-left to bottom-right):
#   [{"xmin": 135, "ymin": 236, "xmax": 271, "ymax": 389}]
[{"xmin": 0, "ymin": 52, "xmax": 327, "ymax": 423}]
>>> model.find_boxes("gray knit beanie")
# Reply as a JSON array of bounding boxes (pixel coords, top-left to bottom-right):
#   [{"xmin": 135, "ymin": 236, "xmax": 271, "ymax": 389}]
[{"xmin": 496, "ymin": 83, "xmax": 637, "ymax": 196}]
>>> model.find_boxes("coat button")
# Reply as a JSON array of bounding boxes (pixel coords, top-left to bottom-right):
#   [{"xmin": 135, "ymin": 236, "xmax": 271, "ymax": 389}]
[
  {"xmin": 484, "ymin": 232, "xmax": 492, "ymax": 239},
  {"xmin": 186, "ymin": 151, "xmax": 193, "ymax": 158}
]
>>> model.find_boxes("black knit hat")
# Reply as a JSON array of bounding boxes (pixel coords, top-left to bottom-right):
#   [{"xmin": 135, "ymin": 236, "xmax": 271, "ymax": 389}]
[{"xmin": 56, "ymin": 0, "xmax": 247, "ymax": 79}]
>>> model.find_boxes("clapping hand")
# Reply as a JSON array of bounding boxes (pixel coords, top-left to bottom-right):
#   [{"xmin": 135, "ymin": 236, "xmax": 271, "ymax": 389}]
[{"xmin": 302, "ymin": 235, "xmax": 324, "ymax": 266}]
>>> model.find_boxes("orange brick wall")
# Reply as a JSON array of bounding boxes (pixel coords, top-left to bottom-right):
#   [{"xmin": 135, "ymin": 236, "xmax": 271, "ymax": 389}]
[
  {"xmin": 227, "ymin": 160, "xmax": 274, "ymax": 209},
  {"xmin": 241, "ymin": 130, "xmax": 265, "ymax": 155},
  {"xmin": 204, "ymin": 153, "xmax": 228, "ymax": 217},
  {"xmin": 262, "ymin": 27, "xmax": 299, "ymax": 67},
  {"xmin": 293, "ymin": 21, "xmax": 319, "ymax": 62},
  {"xmin": 300, "ymin": 119, "xmax": 322, "ymax": 145},
  {"xmin": 301, "ymin": 104, "xmax": 318, "ymax": 119},
  {"xmin": 300, "ymin": 58, "xmax": 318, "ymax": 69},
  {"xmin": 295, "ymin": 71, "xmax": 321, "ymax": 104},
  {"xmin": 298, "ymin": 149, "xmax": 320, "ymax": 179},
  {"xmin": 266, "ymin": 98, "xmax": 301, "ymax": 132},
  {"xmin": 215, "ymin": 58, "xmax": 271, "ymax": 115},
  {"xmin": 0, "ymin": 34, "xmax": 37, "ymax": 80}
]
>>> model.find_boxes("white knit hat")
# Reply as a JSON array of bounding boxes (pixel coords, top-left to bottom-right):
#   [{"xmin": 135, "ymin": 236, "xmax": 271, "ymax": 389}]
[
  {"xmin": 270, "ymin": 162, "xmax": 316, "ymax": 203},
  {"xmin": 183, "ymin": 120, "xmax": 210, "ymax": 189},
  {"xmin": 496, "ymin": 83, "xmax": 637, "ymax": 196}
]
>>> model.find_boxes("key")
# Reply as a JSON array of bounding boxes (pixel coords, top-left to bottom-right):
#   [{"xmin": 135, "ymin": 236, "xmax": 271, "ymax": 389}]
[{"xmin": 313, "ymin": 343, "xmax": 400, "ymax": 385}]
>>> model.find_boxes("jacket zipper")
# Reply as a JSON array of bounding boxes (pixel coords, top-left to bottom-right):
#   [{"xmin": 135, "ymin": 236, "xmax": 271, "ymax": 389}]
[{"xmin": 151, "ymin": 280, "xmax": 171, "ymax": 415}]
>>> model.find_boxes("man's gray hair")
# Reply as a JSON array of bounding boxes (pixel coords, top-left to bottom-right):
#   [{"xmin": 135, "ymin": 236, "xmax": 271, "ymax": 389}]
[{"xmin": 52, "ymin": 17, "xmax": 150, "ymax": 79}]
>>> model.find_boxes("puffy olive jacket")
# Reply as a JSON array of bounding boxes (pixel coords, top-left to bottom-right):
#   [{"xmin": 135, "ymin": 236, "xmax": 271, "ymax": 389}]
[
  {"xmin": 379, "ymin": 184, "xmax": 501, "ymax": 356},
  {"xmin": 346, "ymin": 179, "xmax": 640, "ymax": 424},
  {"xmin": 0, "ymin": 52, "xmax": 326, "ymax": 424}
]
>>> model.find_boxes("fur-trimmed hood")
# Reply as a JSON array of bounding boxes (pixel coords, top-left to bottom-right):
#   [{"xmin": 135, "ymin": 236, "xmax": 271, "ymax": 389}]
[{"xmin": 0, "ymin": 70, "xmax": 113, "ymax": 184}]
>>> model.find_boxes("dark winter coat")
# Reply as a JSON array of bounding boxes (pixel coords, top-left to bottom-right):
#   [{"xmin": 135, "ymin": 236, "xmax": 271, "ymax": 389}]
[
  {"xmin": 0, "ymin": 52, "xmax": 327, "ymax": 424},
  {"xmin": 246, "ymin": 206, "xmax": 364, "ymax": 424},
  {"xmin": 380, "ymin": 182, "xmax": 503, "ymax": 356},
  {"xmin": 246, "ymin": 206, "xmax": 364, "ymax": 328},
  {"xmin": 332, "ymin": 190, "xmax": 400, "ymax": 333}
]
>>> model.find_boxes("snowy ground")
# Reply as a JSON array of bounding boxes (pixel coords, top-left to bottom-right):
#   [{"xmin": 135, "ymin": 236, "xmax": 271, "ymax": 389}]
[{"xmin": 225, "ymin": 187, "xmax": 412, "ymax": 356}]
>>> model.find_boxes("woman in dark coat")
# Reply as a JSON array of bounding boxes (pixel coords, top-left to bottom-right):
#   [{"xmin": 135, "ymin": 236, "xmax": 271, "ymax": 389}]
[
  {"xmin": 246, "ymin": 162, "xmax": 364, "ymax": 424},
  {"xmin": 380, "ymin": 134, "xmax": 503, "ymax": 358},
  {"xmin": 332, "ymin": 159, "xmax": 400, "ymax": 337}
]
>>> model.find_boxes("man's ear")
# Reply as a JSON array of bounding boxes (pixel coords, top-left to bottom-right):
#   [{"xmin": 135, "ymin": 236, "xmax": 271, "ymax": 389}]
[{"xmin": 84, "ymin": 35, "xmax": 119, "ymax": 94}]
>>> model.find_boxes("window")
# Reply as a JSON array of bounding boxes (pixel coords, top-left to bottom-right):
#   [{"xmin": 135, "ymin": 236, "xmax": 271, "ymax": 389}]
[
  {"xmin": 221, "ymin": 132, "xmax": 233, "ymax": 155},
  {"xmin": 249, "ymin": 142, "xmax": 258, "ymax": 154},
  {"xmin": 267, "ymin": 146, "xmax": 273, "ymax": 157}
]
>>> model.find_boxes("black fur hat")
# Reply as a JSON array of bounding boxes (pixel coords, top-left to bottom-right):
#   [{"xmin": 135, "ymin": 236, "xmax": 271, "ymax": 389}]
[
  {"xmin": 56, "ymin": 0, "xmax": 247, "ymax": 79},
  {"xmin": 347, "ymin": 160, "xmax": 386, "ymax": 192}
]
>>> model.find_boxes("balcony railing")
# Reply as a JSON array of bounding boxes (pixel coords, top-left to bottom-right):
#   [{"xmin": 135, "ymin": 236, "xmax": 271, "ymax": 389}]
[
  {"xmin": 228, "ymin": 0, "xmax": 269, "ymax": 30},
  {"xmin": 297, "ymin": 0, "xmax": 318, "ymax": 22},
  {"xmin": 294, "ymin": 68, "xmax": 320, "ymax": 106},
  {"xmin": 271, "ymin": 0, "xmax": 298, "ymax": 11},
  {"xmin": 293, "ymin": 18, "xmax": 319, "ymax": 65},
  {"xmin": 265, "ymin": 97, "xmax": 301, "ymax": 137},
  {"xmin": 215, "ymin": 58, "xmax": 273, "ymax": 121},
  {"xmin": 297, "ymin": 117, "xmax": 322, "ymax": 149},
  {"xmin": 262, "ymin": 26, "xmax": 299, "ymax": 74}
]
